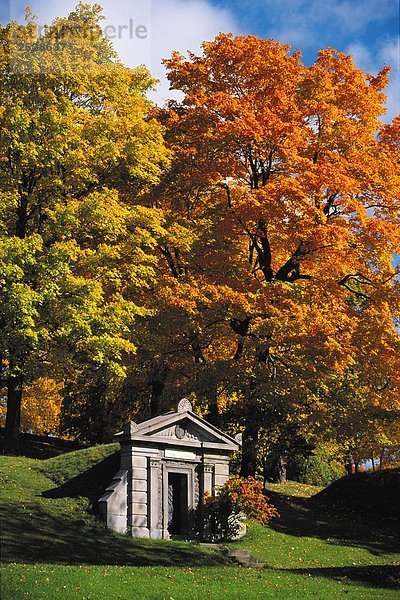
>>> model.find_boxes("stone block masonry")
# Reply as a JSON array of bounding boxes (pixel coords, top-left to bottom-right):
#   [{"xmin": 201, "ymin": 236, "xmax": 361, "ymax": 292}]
[{"xmin": 99, "ymin": 398, "xmax": 240, "ymax": 540}]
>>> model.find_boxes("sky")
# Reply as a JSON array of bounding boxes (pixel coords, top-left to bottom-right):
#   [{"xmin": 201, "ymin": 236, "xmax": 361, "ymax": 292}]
[{"xmin": 1, "ymin": 0, "xmax": 399, "ymax": 119}]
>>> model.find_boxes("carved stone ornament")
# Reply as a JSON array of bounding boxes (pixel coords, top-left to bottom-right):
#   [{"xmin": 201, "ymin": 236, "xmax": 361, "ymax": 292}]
[
  {"xmin": 177, "ymin": 398, "xmax": 192, "ymax": 413},
  {"xmin": 234, "ymin": 432, "xmax": 243, "ymax": 445},
  {"xmin": 123, "ymin": 421, "xmax": 138, "ymax": 435},
  {"xmin": 175, "ymin": 424, "xmax": 186, "ymax": 439}
]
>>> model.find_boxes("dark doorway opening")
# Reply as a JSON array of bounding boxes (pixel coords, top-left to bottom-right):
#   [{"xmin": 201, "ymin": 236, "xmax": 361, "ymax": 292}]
[{"xmin": 168, "ymin": 473, "xmax": 188, "ymax": 536}]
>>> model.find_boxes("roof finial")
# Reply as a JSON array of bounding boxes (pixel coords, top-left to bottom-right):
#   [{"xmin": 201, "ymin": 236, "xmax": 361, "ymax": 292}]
[
  {"xmin": 177, "ymin": 398, "xmax": 192, "ymax": 413},
  {"xmin": 123, "ymin": 421, "xmax": 138, "ymax": 435}
]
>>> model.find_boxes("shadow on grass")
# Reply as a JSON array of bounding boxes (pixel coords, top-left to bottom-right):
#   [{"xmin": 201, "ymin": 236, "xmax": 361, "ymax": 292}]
[
  {"xmin": 0, "ymin": 430, "xmax": 85, "ymax": 459},
  {"xmin": 42, "ymin": 452, "xmax": 120, "ymax": 506},
  {"xmin": 1, "ymin": 500, "xmax": 231, "ymax": 567},
  {"xmin": 284, "ymin": 565, "xmax": 400, "ymax": 590},
  {"xmin": 267, "ymin": 490, "xmax": 400, "ymax": 556}
]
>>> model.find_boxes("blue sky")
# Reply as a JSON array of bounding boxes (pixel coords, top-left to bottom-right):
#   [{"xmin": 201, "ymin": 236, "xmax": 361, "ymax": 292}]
[
  {"xmin": 216, "ymin": 0, "xmax": 399, "ymax": 63},
  {"xmin": 1, "ymin": 0, "xmax": 399, "ymax": 116}
]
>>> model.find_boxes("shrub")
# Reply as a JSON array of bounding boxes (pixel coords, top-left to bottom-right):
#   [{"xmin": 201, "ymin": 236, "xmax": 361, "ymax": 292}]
[
  {"xmin": 289, "ymin": 445, "xmax": 346, "ymax": 487},
  {"xmin": 203, "ymin": 476, "xmax": 279, "ymax": 541},
  {"xmin": 304, "ymin": 454, "xmax": 345, "ymax": 487}
]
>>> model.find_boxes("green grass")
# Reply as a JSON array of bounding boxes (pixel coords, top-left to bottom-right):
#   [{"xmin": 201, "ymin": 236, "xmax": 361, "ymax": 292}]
[
  {"xmin": 265, "ymin": 480, "xmax": 323, "ymax": 498},
  {"xmin": 1, "ymin": 446, "xmax": 399, "ymax": 599},
  {"xmin": 41, "ymin": 443, "xmax": 120, "ymax": 485}
]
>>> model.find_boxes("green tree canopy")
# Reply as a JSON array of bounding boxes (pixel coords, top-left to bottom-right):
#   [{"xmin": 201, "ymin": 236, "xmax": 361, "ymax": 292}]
[{"xmin": 0, "ymin": 4, "xmax": 169, "ymax": 452}]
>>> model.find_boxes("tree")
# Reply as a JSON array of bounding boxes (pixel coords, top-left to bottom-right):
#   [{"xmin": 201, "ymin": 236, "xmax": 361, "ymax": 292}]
[
  {"xmin": 146, "ymin": 34, "xmax": 400, "ymax": 475},
  {"xmin": 0, "ymin": 5, "xmax": 169, "ymax": 452}
]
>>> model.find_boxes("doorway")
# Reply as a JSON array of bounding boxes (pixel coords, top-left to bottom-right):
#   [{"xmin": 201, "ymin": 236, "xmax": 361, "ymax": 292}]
[{"xmin": 167, "ymin": 473, "xmax": 188, "ymax": 536}]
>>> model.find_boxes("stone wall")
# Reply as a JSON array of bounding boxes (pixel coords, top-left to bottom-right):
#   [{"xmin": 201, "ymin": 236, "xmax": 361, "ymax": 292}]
[{"xmin": 98, "ymin": 469, "xmax": 128, "ymax": 534}]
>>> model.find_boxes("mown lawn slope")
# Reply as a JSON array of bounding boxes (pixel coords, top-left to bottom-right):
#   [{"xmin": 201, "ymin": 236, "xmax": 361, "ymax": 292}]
[
  {"xmin": 1, "ymin": 446, "xmax": 399, "ymax": 599},
  {"xmin": 311, "ymin": 468, "xmax": 400, "ymax": 517}
]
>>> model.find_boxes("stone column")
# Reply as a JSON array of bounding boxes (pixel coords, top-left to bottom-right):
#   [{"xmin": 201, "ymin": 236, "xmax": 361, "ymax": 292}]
[
  {"xmin": 201, "ymin": 464, "xmax": 214, "ymax": 540},
  {"xmin": 203, "ymin": 464, "xmax": 214, "ymax": 494},
  {"xmin": 214, "ymin": 461, "xmax": 229, "ymax": 489},
  {"xmin": 148, "ymin": 458, "xmax": 163, "ymax": 539}
]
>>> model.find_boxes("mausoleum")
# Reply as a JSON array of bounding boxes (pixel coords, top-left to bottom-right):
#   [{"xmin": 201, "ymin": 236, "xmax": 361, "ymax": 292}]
[{"xmin": 99, "ymin": 398, "xmax": 240, "ymax": 539}]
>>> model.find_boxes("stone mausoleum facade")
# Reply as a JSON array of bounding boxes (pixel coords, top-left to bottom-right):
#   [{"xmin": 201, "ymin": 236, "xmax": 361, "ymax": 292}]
[{"xmin": 99, "ymin": 398, "xmax": 240, "ymax": 539}]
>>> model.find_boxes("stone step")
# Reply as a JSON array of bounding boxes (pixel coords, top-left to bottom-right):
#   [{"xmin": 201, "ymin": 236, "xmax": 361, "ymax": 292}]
[
  {"xmin": 245, "ymin": 562, "xmax": 265, "ymax": 569},
  {"xmin": 227, "ymin": 550, "xmax": 265, "ymax": 568},
  {"xmin": 236, "ymin": 555, "xmax": 255, "ymax": 564},
  {"xmin": 227, "ymin": 549, "xmax": 252, "ymax": 558}
]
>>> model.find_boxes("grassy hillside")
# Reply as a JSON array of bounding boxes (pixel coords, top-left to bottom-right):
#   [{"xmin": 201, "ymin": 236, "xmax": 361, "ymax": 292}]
[
  {"xmin": 42, "ymin": 443, "xmax": 120, "ymax": 484},
  {"xmin": 1, "ymin": 446, "xmax": 399, "ymax": 599},
  {"xmin": 312, "ymin": 468, "xmax": 400, "ymax": 517},
  {"xmin": 40, "ymin": 443, "xmax": 120, "ymax": 504}
]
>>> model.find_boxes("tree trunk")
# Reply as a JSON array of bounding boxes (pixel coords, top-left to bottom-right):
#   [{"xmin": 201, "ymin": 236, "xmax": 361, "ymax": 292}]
[
  {"xmin": 379, "ymin": 448, "xmax": 385, "ymax": 470},
  {"xmin": 4, "ymin": 372, "xmax": 23, "ymax": 454},
  {"xmin": 240, "ymin": 423, "xmax": 259, "ymax": 477},
  {"xmin": 371, "ymin": 452, "xmax": 375, "ymax": 471},
  {"xmin": 149, "ymin": 364, "xmax": 168, "ymax": 417},
  {"xmin": 149, "ymin": 378, "xmax": 164, "ymax": 417},
  {"xmin": 344, "ymin": 456, "xmax": 353, "ymax": 475},
  {"xmin": 271, "ymin": 454, "xmax": 287, "ymax": 484},
  {"xmin": 206, "ymin": 391, "xmax": 220, "ymax": 427}
]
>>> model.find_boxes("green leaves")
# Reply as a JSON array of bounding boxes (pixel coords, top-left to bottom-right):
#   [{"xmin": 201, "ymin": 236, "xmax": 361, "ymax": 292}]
[{"xmin": 0, "ymin": 5, "xmax": 170, "ymax": 446}]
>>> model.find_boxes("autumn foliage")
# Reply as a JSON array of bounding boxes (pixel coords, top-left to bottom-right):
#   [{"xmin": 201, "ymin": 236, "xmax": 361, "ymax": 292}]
[
  {"xmin": 1, "ymin": 8, "xmax": 399, "ymax": 472},
  {"xmin": 151, "ymin": 33, "xmax": 400, "ymax": 473},
  {"xmin": 204, "ymin": 476, "xmax": 279, "ymax": 540}
]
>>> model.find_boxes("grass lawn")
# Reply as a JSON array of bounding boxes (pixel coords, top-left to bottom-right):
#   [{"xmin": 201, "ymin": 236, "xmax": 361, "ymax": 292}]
[{"xmin": 1, "ymin": 446, "xmax": 399, "ymax": 599}]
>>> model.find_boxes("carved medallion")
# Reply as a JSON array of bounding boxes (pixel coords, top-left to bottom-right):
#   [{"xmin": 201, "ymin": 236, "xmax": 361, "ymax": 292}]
[
  {"xmin": 234, "ymin": 432, "xmax": 243, "ymax": 445},
  {"xmin": 175, "ymin": 424, "xmax": 186, "ymax": 439}
]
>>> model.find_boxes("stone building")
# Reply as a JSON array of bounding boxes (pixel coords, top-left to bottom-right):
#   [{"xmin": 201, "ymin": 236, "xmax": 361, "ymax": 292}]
[{"xmin": 99, "ymin": 398, "xmax": 240, "ymax": 539}]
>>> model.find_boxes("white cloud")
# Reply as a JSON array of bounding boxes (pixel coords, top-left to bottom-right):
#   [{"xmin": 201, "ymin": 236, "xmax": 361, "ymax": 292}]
[
  {"xmin": 150, "ymin": 0, "xmax": 239, "ymax": 103},
  {"xmin": 347, "ymin": 37, "xmax": 400, "ymax": 123},
  {"xmin": 8, "ymin": 0, "xmax": 398, "ymax": 117},
  {"xmin": 10, "ymin": 0, "xmax": 239, "ymax": 104},
  {"xmin": 328, "ymin": 0, "xmax": 394, "ymax": 32}
]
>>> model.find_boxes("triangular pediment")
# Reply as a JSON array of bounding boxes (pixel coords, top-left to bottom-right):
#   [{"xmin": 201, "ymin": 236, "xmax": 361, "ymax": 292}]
[
  {"xmin": 148, "ymin": 418, "xmax": 220, "ymax": 443},
  {"xmin": 115, "ymin": 409, "xmax": 239, "ymax": 450}
]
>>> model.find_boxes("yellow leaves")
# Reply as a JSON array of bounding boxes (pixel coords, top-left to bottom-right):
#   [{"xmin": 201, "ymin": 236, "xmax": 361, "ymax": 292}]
[
  {"xmin": 163, "ymin": 222, "xmax": 197, "ymax": 254},
  {"xmin": 1, "ymin": 18, "xmax": 397, "ymax": 450},
  {"xmin": 20, "ymin": 378, "xmax": 64, "ymax": 435},
  {"xmin": 78, "ymin": 191, "xmax": 130, "ymax": 242}
]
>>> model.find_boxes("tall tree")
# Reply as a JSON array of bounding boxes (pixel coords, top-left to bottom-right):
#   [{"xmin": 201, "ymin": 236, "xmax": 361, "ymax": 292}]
[
  {"xmin": 147, "ymin": 34, "xmax": 400, "ymax": 474},
  {"xmin": 0, "ymin": 5, "xmax": 169, "ymax": 452}
]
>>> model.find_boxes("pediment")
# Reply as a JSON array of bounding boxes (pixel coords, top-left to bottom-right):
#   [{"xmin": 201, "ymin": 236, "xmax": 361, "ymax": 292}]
[
  {"xmin": 115, "ymin": 402, "xmax": 240, "ymax": 451},
  {"xmin": 148, "ymin": 419, "xmax": 220, "ymax": 443}
]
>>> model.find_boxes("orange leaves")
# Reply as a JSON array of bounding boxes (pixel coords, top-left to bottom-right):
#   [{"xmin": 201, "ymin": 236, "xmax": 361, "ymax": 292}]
[
  {"xmin": 204, "ymin": 475, "xmax": 280, "ymax": 534},
  {"xmin": 161, "ymin": 35, "xmax": 399, "ymax": 295},
  {"xmin": 158, "ymin": 276, "xmax": 252, "ymax": 317},
  {"xmin": 140, "ymin": 33, "xmax": 400, "ymax": 446}
]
